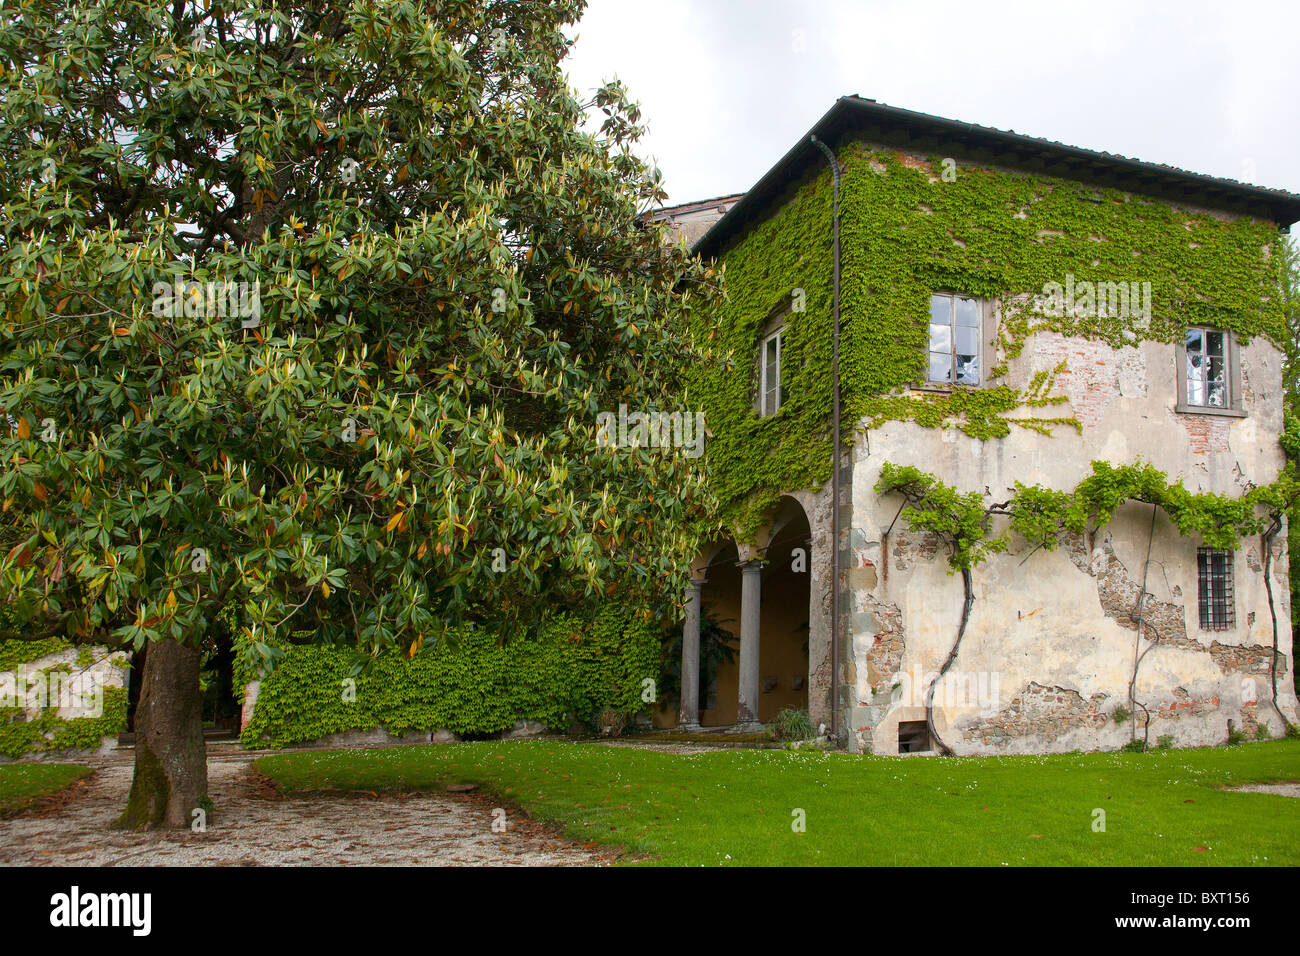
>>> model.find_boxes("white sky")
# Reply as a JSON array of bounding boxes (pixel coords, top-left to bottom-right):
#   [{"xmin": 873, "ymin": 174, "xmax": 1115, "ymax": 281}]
[{"xmin": 563, "ymin": 0, "xmax": 1300, "ymax": 214}]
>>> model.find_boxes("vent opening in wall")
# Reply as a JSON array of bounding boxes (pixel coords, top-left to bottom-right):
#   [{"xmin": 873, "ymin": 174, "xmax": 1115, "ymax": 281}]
[{"xmin": 898, "ymin": 720, "xmax": 932, "ymax": 753}]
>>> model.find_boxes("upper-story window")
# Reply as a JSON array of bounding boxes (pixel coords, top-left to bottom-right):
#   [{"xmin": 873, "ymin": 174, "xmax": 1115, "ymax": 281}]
[
  {"xmin": 759, "ymin": 326, "xmax": 784, "ymax": 416},
  {"xmin": 1176, "ymin": 327, "xmax": 1244, "ymax": 417},
  {"xmin": 1185, "ymin": 328, "xmax": 1229, "ymax": 408},
  {"xmin": 927, "ymin": 293, "xmax": 982, "ymax": 387}
]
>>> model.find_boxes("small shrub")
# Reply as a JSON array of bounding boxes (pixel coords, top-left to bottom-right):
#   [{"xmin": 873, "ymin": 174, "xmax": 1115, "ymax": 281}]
[
  {"xmin": 1286, "ymin": 723, "xmax": 1300, "ymax": 739},
  {"xmin": 1157, "ymin": 734, "xmax": 1174, "ymax": 750},
  {"xmin": 1120, "ymin": 739, "xmax": 1147, "ymax": 753},
  {"xmin": 597, "ymin": 708, "xmax": 626, "ymax": 738},
  {"xmin": 1226, "ymin": 721, "xmax": 1246, "ymax": 746},
  {"xmin": 1112, "ymin": 706, "xmax": 1130, "ymax": 726},
  {"xmin": 771, "ymin": 708, "xmax": 816, "ymax": 741},
  {"xmin": 1255, "ymin": 722, "xmax": 1271, "ymax": 741}
]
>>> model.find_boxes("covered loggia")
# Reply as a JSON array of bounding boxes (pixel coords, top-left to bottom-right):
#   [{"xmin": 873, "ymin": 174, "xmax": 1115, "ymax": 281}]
[
  {"xmin": 755, "ymin": 497, "xmax": 811, "ymax": 722},
  {"xmin": 678, "ymin": 496, "xmax": 812, "ymax": 730}
]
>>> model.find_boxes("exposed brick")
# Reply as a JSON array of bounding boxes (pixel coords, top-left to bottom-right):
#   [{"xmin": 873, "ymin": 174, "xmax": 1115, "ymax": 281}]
[
  {"xmin": 863, "ymin": 599, "xmax": 905, "ymax": 694},
  {"xmin": 963, "ymin": 681, "xmax": 1109, "ymax": 744}
]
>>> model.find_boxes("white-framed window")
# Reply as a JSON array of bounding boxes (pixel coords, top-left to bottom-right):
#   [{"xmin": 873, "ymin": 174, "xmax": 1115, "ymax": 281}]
[
  {"xmin": 759, "ymin": 326, "xmax": 784, "ymax": 416},
  {"xmin": 927, "ymin": 292, "xmax": 982, "ymax": 387}
]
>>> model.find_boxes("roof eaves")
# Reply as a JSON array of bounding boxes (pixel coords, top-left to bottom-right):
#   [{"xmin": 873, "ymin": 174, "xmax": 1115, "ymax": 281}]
[{"xmin": 694, "ymin": 96, "xmax": 1300, "ymax": 257}]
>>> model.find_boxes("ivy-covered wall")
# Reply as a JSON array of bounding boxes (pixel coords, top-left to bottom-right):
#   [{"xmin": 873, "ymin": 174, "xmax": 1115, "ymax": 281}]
[
  {"xmin": 691, "ymin": 140, "xmax": 1286, "ymax": 540},
  {"xmin": 687, "ymin": 136, "xmax": 1294, "ymax": 753},
  {"xmin": 0, "ymin": 639, "xmax": 129, "ymax": 758},
  {"xmin": 239, "ymin": 606, "xmax": 659, "ymax": 747}
]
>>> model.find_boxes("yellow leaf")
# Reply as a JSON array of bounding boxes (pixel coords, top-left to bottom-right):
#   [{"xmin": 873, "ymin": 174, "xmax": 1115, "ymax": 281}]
[
  {"xmin": 32, "ymin": 482, "xmax": 47, "ymax": 501},
  {"xmin": 314, "ymin": 118, "xmax": 327, "ymax": 134},
  {"xmin": 15, "ymin": 417, "xmax": 30, "ymax": 440},
  {"xmin": 165, "ymin": 590, "xmax": 177, "ymax": 611},
  {"xmin": 385, "ymin": 510, "xmax": 403, "ymax": 532},
  {"xmin": 321, "ymin": 580, "xmax": 331, "ymax": 598}
]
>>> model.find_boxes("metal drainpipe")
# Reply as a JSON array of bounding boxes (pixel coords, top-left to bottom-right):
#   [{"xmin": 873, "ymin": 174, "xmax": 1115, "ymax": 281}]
[{"xmin": 810, "ymin": 135, "xmax": 841, "ymax": 743}]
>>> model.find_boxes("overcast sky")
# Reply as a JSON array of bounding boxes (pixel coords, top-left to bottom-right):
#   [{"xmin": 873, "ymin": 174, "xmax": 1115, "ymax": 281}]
[{"xmin": 563, "ymin": 0, "xmax": 1300, "ymax": 214}]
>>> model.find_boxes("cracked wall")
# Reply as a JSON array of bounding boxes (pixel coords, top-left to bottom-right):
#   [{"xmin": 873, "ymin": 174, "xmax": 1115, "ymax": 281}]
[{"xmin": 843, "ymin": 322, "xmax": 1298, "ymax": 755}]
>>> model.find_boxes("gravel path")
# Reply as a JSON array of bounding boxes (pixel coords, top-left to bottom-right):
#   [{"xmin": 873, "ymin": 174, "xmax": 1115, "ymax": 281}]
[
  {"xmin": 0, "ymin": 750, "xmax": 605, "ymax": 866},
  {"xmin": 1224, "ymin": 782, "xmax": 1300, "ymax": 798}
]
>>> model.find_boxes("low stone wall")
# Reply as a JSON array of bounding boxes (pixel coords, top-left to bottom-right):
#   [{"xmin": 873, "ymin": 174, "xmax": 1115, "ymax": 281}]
[{"xmin": 0, "ymin": 644, "xmax": 131, "ymax": 760}]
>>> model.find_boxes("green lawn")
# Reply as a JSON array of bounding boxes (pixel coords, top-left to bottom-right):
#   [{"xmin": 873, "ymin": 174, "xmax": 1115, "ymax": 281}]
[
  {"xmin": 255, "ymin": 739, "xmax": 1300, "ymax": 866},
  {"xmin": 0, "ymin": 763, "xmax": 92, "ymax": 818}
]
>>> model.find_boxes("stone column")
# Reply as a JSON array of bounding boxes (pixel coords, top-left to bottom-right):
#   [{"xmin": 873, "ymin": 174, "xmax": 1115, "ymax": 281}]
[
  {"xmin": 679, "ymin": 578, "xmax": 705, "ymax": 730},
  {"xmin": 737, "ymin": 560, "xmax": 763, "ymax": 729}
]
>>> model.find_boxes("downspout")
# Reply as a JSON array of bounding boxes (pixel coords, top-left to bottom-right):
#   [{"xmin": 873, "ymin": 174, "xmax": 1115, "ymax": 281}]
[{"xmin": 810, "ymin": 135, "xmax": 842, "ymax": 744}]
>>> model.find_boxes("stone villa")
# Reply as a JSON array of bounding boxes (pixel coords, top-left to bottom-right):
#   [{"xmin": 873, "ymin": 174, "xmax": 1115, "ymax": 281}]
[{"xmin": 657, "ymin": 96, "xmax": 1300, "ymax": 754}]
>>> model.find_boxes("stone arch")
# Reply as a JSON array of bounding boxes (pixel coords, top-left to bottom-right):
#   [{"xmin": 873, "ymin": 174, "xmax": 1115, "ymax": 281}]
[
  {"xmin": 754, "ymin": 497, "xmax": 812, "ymax": 721},
  {"xmin": 672, "ymin": 484, "xmax": 835, "ymax": 733},
  {"xmin": 670, "ymin": 538, "xmax": 743, "ymax": 729}
]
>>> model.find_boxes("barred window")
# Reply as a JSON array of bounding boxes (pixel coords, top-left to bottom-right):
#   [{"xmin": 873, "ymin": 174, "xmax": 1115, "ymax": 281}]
[{"xmin": 1197, "ymin": 548, "xmax": 1234, "ymax": 630}]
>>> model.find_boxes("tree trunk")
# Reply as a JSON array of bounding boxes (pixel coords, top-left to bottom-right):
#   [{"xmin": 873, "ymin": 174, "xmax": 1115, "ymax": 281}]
[
  {"xmin": 115, "ymin": 637, "xmax": 208, "ymax": 830},
  {"xmin": 926, "ymin": 566, "xmax": 975, "ymax": 756}
]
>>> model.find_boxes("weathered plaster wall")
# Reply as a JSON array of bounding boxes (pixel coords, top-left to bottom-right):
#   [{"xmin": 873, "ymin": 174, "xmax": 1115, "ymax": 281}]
[
  {"xmin": 0, "ymin": 645, "xmax": 130, "ymax": 758},
  {"xmin": 844, "ymin": 328, "xmax": 1297, "ymax": 755}
]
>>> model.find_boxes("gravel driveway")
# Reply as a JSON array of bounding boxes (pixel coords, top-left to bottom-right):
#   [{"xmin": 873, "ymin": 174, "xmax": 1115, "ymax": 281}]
[{"xmin": 0, "ymin": 748, "xmax": 605, "ymax": 866}]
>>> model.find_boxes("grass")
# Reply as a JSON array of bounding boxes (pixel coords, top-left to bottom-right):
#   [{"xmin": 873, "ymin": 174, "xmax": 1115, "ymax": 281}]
[
  {"xmin": 0, "ymin": 763, "xmax": 92, "ymax": 818},
  {"xmin": 255, "ymin": 738, "xmax": 1300, "ymax": 866}
]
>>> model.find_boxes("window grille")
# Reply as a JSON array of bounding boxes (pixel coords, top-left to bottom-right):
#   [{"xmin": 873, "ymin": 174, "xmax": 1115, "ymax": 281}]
[{"xmin": 1197, "ymin": 548, "xmax": 1234, "ymax": 630}]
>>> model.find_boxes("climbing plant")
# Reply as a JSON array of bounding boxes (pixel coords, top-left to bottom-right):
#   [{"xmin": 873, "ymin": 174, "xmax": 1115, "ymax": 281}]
[
  {"xmin": 878, "ymin": 459, "xmax": 1296, "ymax": 572},
  {"xmin": 875, "ymin": 458, "xmax": 1300, "ymax": 752},
  {"xmin": 691, "ymin": 144, "xmax": 1287, "ymax": 541},
  {"xmin": 239, "ymin": 606, "xmax": 659, "ymax": 748}
]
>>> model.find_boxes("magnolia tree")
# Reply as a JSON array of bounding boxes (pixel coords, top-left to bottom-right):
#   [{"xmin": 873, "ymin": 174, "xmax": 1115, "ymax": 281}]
[{"xmin": 0, "ymin": 0, "xmax": 719, "ymax": 828}]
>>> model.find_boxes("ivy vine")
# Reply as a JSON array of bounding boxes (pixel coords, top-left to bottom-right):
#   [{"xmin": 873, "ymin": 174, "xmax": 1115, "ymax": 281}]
[{"xmin": 691, "ymin": 144, "xmax": 1286, "ymax": 541}]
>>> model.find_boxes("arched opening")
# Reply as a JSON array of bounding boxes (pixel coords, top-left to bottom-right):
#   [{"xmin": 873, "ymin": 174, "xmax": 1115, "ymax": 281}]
[
  {"xmin": 758, "ymin": 497, "xmax": 811, "ymax": 721},
  {"xmin": 699, "ymin": 542, "xmax": 741, "ymax": 727}
]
